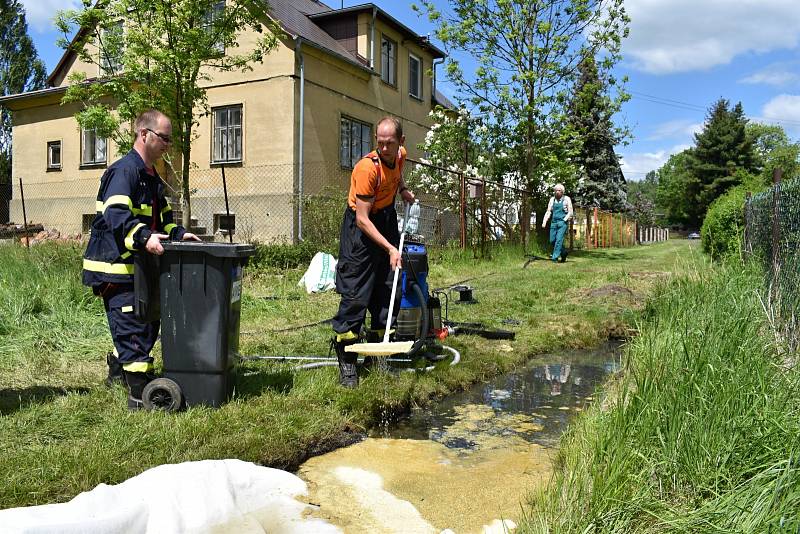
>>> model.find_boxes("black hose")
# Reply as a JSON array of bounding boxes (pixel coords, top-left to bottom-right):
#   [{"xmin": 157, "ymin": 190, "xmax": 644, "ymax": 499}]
[{"xmin": 407, "ymin": 280, "xmax": 429, "ymax": 356}]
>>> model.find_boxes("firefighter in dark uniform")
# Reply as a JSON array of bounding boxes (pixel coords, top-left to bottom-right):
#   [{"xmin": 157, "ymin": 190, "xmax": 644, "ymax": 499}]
[
  {"xmin": 332, "ymin": 117, "xmax": 415, "ymax": 387},
  {"xmin": 83, "ymin": 109, "xmax": 199, "ymax": 409}
]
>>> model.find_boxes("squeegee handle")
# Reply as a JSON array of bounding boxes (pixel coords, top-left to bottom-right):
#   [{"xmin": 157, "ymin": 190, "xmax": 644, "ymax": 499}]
[{"xmin": 383, "ymin": 202, "xmax": 413, "ymax": 344}]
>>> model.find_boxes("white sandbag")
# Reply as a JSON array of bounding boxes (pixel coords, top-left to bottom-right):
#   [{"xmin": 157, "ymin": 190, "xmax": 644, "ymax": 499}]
[
  {"xmin": 0, "ymin": 459, "xmax": 340, "ymax": 534},
  {"xmin": 298, "ymin": 252, "xmax": 337, "ymax": 293}
]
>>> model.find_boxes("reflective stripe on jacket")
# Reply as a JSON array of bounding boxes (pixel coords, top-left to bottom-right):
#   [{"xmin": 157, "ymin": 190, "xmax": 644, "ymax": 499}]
[{"xmin": 82, "ymin": 150, "xmax": 185, "ymax": 287}]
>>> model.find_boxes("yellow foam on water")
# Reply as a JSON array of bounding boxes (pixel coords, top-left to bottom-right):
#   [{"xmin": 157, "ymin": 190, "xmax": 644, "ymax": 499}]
[{"xmin": 344, "ymin": 341, "xmax": 414, "ymax": 356}]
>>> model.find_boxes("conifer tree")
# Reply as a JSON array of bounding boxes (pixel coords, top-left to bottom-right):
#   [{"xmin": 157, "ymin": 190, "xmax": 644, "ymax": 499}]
[
  {"xmin": 569, "ymin": 54, "xmax": 627, "ymax": 212},
  {"xmin": 686, "ymin": 98, "xmax": 757, "ymax": 223}
]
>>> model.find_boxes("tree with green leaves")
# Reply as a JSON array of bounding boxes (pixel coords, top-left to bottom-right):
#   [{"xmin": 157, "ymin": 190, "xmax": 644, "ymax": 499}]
[
  {"xmin": 746, "ymin": 122, "xmax": 800, "ymax": 183},
  {"xmin": 413, "ymin": 0, "xmax": 629, "ymax": 243},
  {"xmin": 568, "ymin": 54, "xmax": 628, "ymax": 212},
  {"xmin": 655, "ymin": 149, "xmax": 697, "ymax": 227},
  {"xmin": 627, "ymin": 170, "xmax": 659, "ymax": 226},
  {"xmin": 1, "ymin": 0, "xmax": 47, "ymax": 186},
  {"xmin": 685, "ymin": 98, "xmax": 758, "ymax": 224},
  {"xmin": 56, "ymin": 0, "xmax": 280, "ymax": 225}
]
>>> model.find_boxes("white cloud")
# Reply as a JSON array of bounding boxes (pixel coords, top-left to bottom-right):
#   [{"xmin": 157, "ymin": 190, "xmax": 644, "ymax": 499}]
[
  {"xmin": 647, "ymin": 119, "xmax": 703, "ymax": 141},
  {"xmin": 740, "ymin": 62, "xmax": 800, "ymax": 87},
  {"xmin": 620, "ymin": 144, "xmax": 691, "ymax": 181},
  {"xmin": 761, "ymin": 94, "xmax": 800, "ymax": 134},
  {"xmin": 20, "ymin": 0, "xmax": 80, "ymax": 33},
  {"xmin": 624, "ymin": 0, "xmax": 800, "ymax": 74}
]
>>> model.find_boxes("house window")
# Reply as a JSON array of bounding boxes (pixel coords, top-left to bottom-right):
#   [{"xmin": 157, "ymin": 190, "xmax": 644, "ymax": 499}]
[
  {"xmin": 203, "ymin": 0, "xmax": 226, "ymax": 54},
  {"xmin": 100, "ymin": 20, "xmax": 124, "ymax": 76},
  {"xmin": 381, "ymin": 36, "xmax": 396, "ymax": 86},
  {"xmin": 81, "ymin": 129, "xmax": 107, "ymax": 165},
  {"xmin": 47, "ymin": 141, "xmax": 62, "ymax": 170},
  {"xmin": 212, "ymin": 105, "xmax": 242, "ymax": 163},
  {"xmin": 340, "ymin": 116, "xmax": 372, "ymax": 169},
  {"xmin": 409, "ymin": 53, "xmax": 422, "ymax": 100}
]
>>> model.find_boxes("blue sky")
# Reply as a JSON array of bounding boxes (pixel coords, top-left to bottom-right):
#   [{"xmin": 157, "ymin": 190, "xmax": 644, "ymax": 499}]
[{"xmin": 20, "ymin": 0, "xmax": 800, "ymax": 181}]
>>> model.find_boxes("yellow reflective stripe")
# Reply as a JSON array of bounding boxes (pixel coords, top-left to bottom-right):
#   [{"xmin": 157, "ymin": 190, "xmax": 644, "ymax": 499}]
[
  {"xmin": 163, "ymin": 223, "xmax": 177, "ymax": 234},
  {"xmin": 83, "ymin": 258, "xmax": 134, "ymax": 275},
  {"xmin": 161, "ymin": 203, "xmax": 172, "ymax": 215},
  {"xmin": 102, "ymin": 195, "xmax": 133, "ymax": 214},
  {"xmin": 124, "ymin": 223, "xmax": 146, "ymax": 250},
  {"xmin": 120, "ymin": 251, "xmax": 131, "ymax": 260},
  {"xmin": 122, "ymin": 362, "xmax": 154, "ymax": 373},
  {"xmin": 132, "ymin": 204, "xmax": 152, "ymax": 217},
  {"xmin": 96, "ymin": 200, "xmax": 104, "ymax": 212},
  {"xmin": 336, "ymin": 331, "xmax": 359, "ymax": 342},
  {"xmin": 121, "ymin": 305, "xmax": 133, "ymax": 313}
]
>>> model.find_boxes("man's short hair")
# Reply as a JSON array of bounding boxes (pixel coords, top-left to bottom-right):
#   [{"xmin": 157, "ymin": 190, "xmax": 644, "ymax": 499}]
[
  {"xmin": 377, "ymin": 116, "xmax": 403, "ymax": 139},
  {"xmin": 134, "ymin": 109, "xmax": 168, "ymax": 138}
]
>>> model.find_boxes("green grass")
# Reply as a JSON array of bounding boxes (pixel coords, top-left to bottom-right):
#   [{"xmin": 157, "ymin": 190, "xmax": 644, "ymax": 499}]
[
  {"xmin": 522, "ymin": 260, "xmax": 800, "ymax": 532},
  {"xmin": 0, "ymin": 239, "xmax": 701, "ymax": 508}
]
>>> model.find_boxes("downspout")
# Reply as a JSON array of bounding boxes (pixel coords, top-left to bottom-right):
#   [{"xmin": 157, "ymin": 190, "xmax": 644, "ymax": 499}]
[
  {"xmin": 370, "ymin": 6, "xmax": 377, "ymax": 69},
  {"xmin": 433, "ymin": 57, "xmax": 444, "ymax": 103},
  {"xmin": 296, "ymin": 37, "xmax": 305, "ymax": 241}
]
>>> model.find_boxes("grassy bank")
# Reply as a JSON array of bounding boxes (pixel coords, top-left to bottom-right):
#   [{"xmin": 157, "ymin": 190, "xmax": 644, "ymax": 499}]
[
  {"xmin": 0, "ymin": 239, "xmax": 700, "ymax": 508},
  {"xmin": 523, "ymin": 261, "xmax": 800, "ymax": 532}
]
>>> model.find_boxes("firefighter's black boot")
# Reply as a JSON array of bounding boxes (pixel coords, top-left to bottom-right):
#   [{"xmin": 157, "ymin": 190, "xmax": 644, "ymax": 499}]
[
  {"xmin": 105, "ymin": 351, "xmax": 124, "ymax": 387},
  {"xmin": 123, "ymin": 370, "xmax": 155, "ymax": 410},
  {"xmin": 331, "ymin": 332, "xmax": 359, "ymax": 388}
]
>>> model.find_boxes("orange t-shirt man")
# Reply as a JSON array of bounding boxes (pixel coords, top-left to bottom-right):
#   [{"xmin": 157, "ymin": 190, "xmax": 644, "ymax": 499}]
[{"xmin": 347, "ymin": 146, "xmax": 407, "ymax": 212}]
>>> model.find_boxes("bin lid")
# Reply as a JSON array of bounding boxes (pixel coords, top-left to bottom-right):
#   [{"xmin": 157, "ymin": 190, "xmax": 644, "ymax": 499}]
[{"xmin": 162, "ymin": 241, "xmax": 256, "ymax": 258}]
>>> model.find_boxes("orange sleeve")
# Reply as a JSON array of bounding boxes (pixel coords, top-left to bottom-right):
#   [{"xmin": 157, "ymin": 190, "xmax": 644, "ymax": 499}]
[{"xmin": 351, "ymin": 158, "xmax": 379, "ymax": 199}]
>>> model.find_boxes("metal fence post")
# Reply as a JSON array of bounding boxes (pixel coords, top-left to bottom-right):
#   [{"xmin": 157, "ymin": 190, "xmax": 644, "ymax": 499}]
[
  {"xmin": 459, "ymin": 172, "xmax": 466, "ymax": 249},
  {"xmin": 744, "ymin": 191, "xmax": 752, "ymax": 256},
  {"xmin": 772, "ymin": 168, "xmax": 782, "ymax": 293},
  {"xmin": 480, "ymin": 178, "xmax": 487, "ymax": 256},
  {"xmin": 19, "ymin": 177, "xmax": 29, "ymax": 249}
]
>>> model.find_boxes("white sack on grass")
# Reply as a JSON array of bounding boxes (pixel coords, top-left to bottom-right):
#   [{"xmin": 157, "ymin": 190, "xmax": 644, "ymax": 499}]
[
  {"xmin": 298, "ymin": 252, "xmax": 337, "ymax": 293},
  {"xmin": 0, "ymin": 459, "xmax": 340, "ymax": 534}
]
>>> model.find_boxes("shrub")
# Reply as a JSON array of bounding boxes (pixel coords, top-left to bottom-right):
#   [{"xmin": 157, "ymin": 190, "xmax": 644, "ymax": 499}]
[{"xmin": 701, "ymin": 176, "xmax": 764, "ymax": 259}]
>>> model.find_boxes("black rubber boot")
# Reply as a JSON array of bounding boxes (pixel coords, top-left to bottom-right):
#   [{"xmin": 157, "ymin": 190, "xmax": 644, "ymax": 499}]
[
  {"xmin": 331, "ymin": 335, "xmax": 359, "ymax": 388},
  {"xmin": 105, "ymin": 351, "xmax": 124, "ymax": 387},
  {"xmin": 123, "ymin": 370, "xmax": 155, "ymax": 411},
  {"xmin": 559, "ymin": 249, "xmax": 568, "ymax": 263}
]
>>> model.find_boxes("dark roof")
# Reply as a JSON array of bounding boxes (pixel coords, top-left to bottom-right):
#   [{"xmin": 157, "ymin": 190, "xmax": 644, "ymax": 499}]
[
  {"xmin": 308, "ymin": 4, "xmax": 445, "ymax": 59},
  {"xmin": 268, "ymin": 0, "xmax": 362, "ymax": 68}
]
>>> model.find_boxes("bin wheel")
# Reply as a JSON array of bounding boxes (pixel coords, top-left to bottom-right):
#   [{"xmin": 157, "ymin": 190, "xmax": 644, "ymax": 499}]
[{"xmin": 142, "ymin": 378, "xmax": 183, "ymax": 412}]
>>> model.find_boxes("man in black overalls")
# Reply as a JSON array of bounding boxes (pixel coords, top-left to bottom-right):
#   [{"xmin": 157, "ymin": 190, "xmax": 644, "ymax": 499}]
[{"xmin": 332, "ymin": 117, "xmax": 416, "ymax": 387}]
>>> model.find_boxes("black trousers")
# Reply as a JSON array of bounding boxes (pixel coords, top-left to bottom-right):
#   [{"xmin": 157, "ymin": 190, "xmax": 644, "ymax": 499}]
[
  {"xmin": 332, "ymin": 205, "xmax": 400, "ymax": 335},
  {"xmin": 101, "ymin": 284, "xmax": 159, "ymax": 368}
]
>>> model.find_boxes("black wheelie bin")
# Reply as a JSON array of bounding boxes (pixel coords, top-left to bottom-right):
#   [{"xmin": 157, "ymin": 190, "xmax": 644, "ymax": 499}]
[{"xmin": 139, "ymin": 241, "xmax": 255, "ymax": 411}]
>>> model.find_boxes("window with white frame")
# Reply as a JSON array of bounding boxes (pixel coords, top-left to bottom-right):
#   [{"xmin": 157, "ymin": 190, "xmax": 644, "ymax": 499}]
[
  {"xmin": 340, "ymin": 116, "xmax": 372, "ymax": 169},
  {"xmin": 100, "ymin": 20, "xmax": 124, "ymax": 76},
  {"xmin": 47, "ymin": 141, "xmax": 61, "ymax": 170},
  {"xmin": 81, "ymin": 129, "xmax": 107, "ymax": 165},
  {"xmin": 203, "ymin": 0, "xmax": 226, "ymax": 54},
  {"xmin": 409, "ymin": 53, "xmax": 422, "ymax": 99},
  {"xmin": 212, "ymin": 105, "xmax": 242, "ymax": 163},
  {"xmin": 381, "ymin": 36, "xmax": 396, "ymax": 86}
]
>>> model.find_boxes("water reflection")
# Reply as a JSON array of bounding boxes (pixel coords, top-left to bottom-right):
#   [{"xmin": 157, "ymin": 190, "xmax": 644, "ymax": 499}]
[{"xmin": 380, "ymin": 342, "xmax": 622, "ymax": 449}]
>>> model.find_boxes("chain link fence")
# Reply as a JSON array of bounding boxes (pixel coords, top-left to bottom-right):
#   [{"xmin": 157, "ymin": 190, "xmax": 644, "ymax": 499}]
[
  {"xmin": 744, "ymin": 177, "xmax": 800, "ymax": 345},
  {"xmin": 2, "ymin": 157, "xmax": 667, "ymax": 252}
]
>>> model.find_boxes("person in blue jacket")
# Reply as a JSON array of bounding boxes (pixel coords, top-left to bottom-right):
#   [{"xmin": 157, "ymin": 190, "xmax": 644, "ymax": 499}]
[
  {"xmin": 541, "ymin": 184, "xmax": 574, "ymax": 262},
  {"xmin": 82, "ymin": 109, "xmax": 199, "ymax": 409}
]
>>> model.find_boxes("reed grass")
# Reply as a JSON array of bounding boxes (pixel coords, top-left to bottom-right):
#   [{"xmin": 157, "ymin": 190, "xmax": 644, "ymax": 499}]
[{"xmin": 523, "ymin": 261, "xmax": 800, "ymax": 532}]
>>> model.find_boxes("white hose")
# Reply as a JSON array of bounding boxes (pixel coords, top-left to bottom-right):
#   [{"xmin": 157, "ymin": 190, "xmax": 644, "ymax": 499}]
[{"xmin": 401, "ymin": 344, "xmax": 460, "ymax": 373}]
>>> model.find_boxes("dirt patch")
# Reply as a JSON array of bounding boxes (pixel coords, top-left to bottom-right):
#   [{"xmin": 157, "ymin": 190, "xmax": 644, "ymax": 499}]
[{"xmin": 585, "ymin": 285, "xmax": 635, "ymax": 298}]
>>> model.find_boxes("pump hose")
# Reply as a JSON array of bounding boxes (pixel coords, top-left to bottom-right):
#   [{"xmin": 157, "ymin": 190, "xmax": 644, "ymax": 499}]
[{"xmin": 406, "ymin": 280, "xmax": 429, "ymax": 357}]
